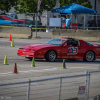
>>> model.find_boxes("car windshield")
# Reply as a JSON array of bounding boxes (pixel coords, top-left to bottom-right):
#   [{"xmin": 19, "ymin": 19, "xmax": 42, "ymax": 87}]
[
  {"xmin": 6, "ymin": 16, "xmax": 13, "ymax": 19},
  {"xmin": 0, "ymin": 16, "xmax": 5, "ymax": 20},
  {"xmin": 45, "ymin": 38, "xmax": 66, "ymax": 46}
]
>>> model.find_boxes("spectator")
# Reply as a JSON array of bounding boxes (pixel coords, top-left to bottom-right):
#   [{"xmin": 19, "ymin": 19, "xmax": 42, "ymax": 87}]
[
  {"xmin": 65, "ymin": 15, "xmax": 72, "ymax": 29},
  {"xmin": 57, "ymin": 15, "xmax": 60, "ymax": 18},
  {"xmin": 61, "ymin": 16, "xmax": 66, "ymax": 26},
  {"xmin": 61, "ymin": 15, "xmax": 66, "ymax": 20},
  {"xmin": 53, "ymin": 15, "xmax": 56, "ymax": 18}
]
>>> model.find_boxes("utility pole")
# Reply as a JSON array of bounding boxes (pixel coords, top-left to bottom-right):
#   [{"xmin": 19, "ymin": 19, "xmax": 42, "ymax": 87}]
[
  {"xmin": 94, "ymin": 0, "xmax": 96, "ymax": 11},
  {"xmin": 94, "ymin": 0, "xmax": 97, "ymax": 21}
]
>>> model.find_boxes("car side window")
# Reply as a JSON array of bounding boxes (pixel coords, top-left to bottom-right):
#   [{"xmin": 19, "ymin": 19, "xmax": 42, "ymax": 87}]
[
  {"xmin": 64, "ymin": 39, "xmax": 80, "ymax": 46},
  {"xmin": 72, "ymin": 40, "xmax": 79, "ymax": 46},
  {"xmin": 67, "ymin": 40, "xmax": 73, "ymax": 46},
  {"xmin": 0, "ymin": 16, "xmax": 4, "ymax": 20}
]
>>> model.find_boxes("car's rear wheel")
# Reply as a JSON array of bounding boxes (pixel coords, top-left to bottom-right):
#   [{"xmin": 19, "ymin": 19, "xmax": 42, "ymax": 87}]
[
  {"xmin": 83, "ymin": 51, "xmax": 94, "ymax": 62},
  {"xmin": 45, "ymin": 50, "xmax": 56, "ymax": 61}
]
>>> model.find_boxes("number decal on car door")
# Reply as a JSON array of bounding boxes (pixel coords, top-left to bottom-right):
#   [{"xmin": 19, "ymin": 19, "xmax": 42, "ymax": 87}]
[{"xmin": 67, "ymin": 47, "xmax": 78, "ymax": 55}]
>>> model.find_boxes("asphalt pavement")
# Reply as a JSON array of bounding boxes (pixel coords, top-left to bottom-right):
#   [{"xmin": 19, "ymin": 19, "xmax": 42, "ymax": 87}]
[
  {"xmin": 0, "ymin": 32, "xmax": 100, "ymax": 100},
  {"xmin": 0, "ymin": 32, "xmax": 100, "ymax": 83}
]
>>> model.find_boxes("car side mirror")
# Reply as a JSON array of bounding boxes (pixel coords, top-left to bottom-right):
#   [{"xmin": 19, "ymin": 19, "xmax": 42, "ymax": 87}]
[{"xmin": 63, "ymin": 44, "xmax": 67, "ymax": 47}]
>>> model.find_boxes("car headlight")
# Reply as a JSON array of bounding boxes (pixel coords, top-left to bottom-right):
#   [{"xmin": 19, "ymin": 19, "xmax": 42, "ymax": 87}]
[
  {"xmin": 19, "ymin": 48, "xmax": 24, "ymax": 49},
  {"xmin": 29, "ymin": 49, "xmax": 36, "ymax": 51}
]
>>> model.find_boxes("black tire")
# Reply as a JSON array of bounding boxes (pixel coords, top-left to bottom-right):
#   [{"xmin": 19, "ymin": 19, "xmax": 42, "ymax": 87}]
[
  {"xmin": 83, "ymin": 51, "xmax": 94, "ymax": 62},
  {"xmin": 45, "ymin": 50, "xmax": 56, "ymax": 61}
]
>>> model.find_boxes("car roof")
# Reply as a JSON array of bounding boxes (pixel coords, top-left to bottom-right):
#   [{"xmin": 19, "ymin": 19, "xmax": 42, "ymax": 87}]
[{"xmin": 57, "ymin": 37, "xmax": 80, "ymax": 41}]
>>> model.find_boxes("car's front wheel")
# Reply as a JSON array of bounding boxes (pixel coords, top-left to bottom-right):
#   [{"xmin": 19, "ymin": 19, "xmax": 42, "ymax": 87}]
[
  {"xmin": 45, "ymin": 50, "xmax": 56, "ymax": 61},
  {"xmin": 83, "ymin": 51, "xmax": 94, "ymax": 62}
]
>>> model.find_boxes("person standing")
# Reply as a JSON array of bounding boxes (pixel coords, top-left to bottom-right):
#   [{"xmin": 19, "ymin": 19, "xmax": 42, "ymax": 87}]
[
  {"xmin": 65, "ymin": 15, "xmax": 72, "ymax": 29},
  {"xmin": 61, "ymin": 15, "xmax": 66, "ymax": 27}
]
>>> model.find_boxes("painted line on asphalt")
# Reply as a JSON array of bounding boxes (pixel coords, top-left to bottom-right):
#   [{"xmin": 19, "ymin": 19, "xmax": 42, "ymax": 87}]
[
  {"xmin": 0, "ymin": 66, "xmax": 98, "ymax": 76},
  {"xmin": 0, "ymin": 68, "xmax": 58, "ymax": 76},
  {"xmin": 18, "ymin": 64, "xmax": 98, "ymax": 69},
  {"xmin": 0, "ymin": 72, "xmax": 12, "ymax": 75},
  {"xmin": 67, "ymin": 67, "xmax": 98, "ymax": 69}
]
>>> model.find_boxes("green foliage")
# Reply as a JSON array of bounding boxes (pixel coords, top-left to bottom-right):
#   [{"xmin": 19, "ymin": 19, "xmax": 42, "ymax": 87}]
[
  {"xmin": 13, "ymin": 0, "xmax": 57, "ymax": 24},
  {"xmin": 14, "ymin": 0, "xmax": 57, "ymax": 14},
  {"xmin": 14, "ymin": 0, "xmax": 37, "ymax": 13},
  {"xmin": 58, "ymin": 0, "xmax": 92, "ymax": 8},
  {"xmin": 0, "ymin": 0, "xmax": 57, "ymax": 14},
  {"xmin": 0, "ymin": 0, "xmax": 18, "ymax": 12}
]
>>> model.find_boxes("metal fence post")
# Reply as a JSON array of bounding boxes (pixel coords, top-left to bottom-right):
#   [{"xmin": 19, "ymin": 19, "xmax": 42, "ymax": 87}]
[
  {"xmin": 27, "ymin": 79, "xmax": 31, "ymax": 100},
  {"xmin": 87, "ymin": 71, "xmax": 90, "ymax": 100},
  {"xmin": 85, "ymin": 70, "xmax": 90, "ymax": 100},
  {"xmin": 36, "ymin": 13, "xmax": 37, "ymax": 37},
  {"xmin": 85, "ymin": 70, "xmax": 88, "ymax": 100},
  {"xmin": 84, "ymin": 15, "xmax": 86, "ymax": 30},
  {"xmin": 31, "ymin": 26, "xmax": 32, "ymax": 37},
  {"xmin": 58, "ymin": 78, "xmax": 62, "ymax": 100}
]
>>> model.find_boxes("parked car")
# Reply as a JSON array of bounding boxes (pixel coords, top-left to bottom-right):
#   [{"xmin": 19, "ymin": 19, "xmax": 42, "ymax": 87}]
[
  {"xmin": 0, "ymin": 20, "xmax": 19, "ymax": 26},
  {"xmin": 17, "ymin": 37, "xmax": 100, "ymax": 62},
  {"xmin": 0, "ymin": 15, "xmax": 25, "ymax": 25},
  {"xmin": 6, "ymin": 13, "xmax": 18, "ymax": 19},
  {"xmin": 19, "ymin": 19, "xmax": 34, "ymax": 27},
  {"xmin": 88, "ymin": 20, "xmax": 100, "ymax": 30}
]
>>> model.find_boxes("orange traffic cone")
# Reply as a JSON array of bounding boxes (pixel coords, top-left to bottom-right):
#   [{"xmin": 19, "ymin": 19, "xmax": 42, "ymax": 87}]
[
  {"xmin": 61, "ymin": 40, "xmax": 63, "ymax": 44},
  {"xmin": 8, "ymin": 34, "xmax": 12, "ymax": 41},
  {"xmin": 13, "ymin": 63, "xmax": 18, "ymax": 73},
  {"xmin": 99, "ymin": 65, "xmax": 100, "ymax": 69}
]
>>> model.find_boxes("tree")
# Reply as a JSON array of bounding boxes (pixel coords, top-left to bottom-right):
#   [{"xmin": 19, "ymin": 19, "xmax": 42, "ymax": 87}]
[
  {"xmin": 0, "ymin": 0, "xmax": 18, "ymax": 12},
  {"xmin": 58, "ymin": 0, "xmax": 92, "ymax": 8},
  {"xmin": 14, "ymin": 0, "xmax": 57, "ymax": 24}
]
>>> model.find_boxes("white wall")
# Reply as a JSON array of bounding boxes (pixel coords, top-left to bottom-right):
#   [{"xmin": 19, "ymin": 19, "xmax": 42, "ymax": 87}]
[{"xmin": 97, "ymin": 0, "xmax": 100, "ymax": 14}]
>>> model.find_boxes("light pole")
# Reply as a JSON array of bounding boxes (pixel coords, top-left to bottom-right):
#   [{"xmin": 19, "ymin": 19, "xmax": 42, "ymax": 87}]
[
  {"xmin": 36, "ymin": 13, "xmax": 38, "ymax": 38},
  {"xmin": 94, "ymin": 0, "xmax": 96, "ymax": 11}
]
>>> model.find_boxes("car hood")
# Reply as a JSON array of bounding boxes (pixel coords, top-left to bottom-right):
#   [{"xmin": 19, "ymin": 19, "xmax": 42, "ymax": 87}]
[{"xmin": 20, "ymin": 44, "xmax": 59, "ymax": 50}]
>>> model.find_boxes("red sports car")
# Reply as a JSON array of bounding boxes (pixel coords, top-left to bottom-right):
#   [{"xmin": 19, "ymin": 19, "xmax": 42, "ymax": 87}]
[
  {"xmin": 0, "ymin": 15, "xmax": 25, "ymax": 24},
  {"xmin": 17, "ymin": 38, "xmax": 100, "ymax": 62}
]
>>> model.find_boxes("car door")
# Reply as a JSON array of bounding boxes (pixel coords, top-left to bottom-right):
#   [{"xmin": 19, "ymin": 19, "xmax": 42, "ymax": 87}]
[{"xmin": 62, "ymin": 40, "xmax": 83, "ymax": 59}]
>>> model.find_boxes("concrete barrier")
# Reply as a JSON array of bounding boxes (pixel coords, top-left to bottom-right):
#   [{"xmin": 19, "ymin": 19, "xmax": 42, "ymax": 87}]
[
  {"xmin": 52, "ymin": 29, "xmax": 100, "ymax": 42},
  {"xmin": 63, "ymin": 97, "xmax": 78, "ymax": 100},
  {"xmin": 0, "ymin": 26, "xmax": 31, "ymax": 39},
  {"xmin": 1, "ymin": 26, "xmax": 100, "ymax": 41}
]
